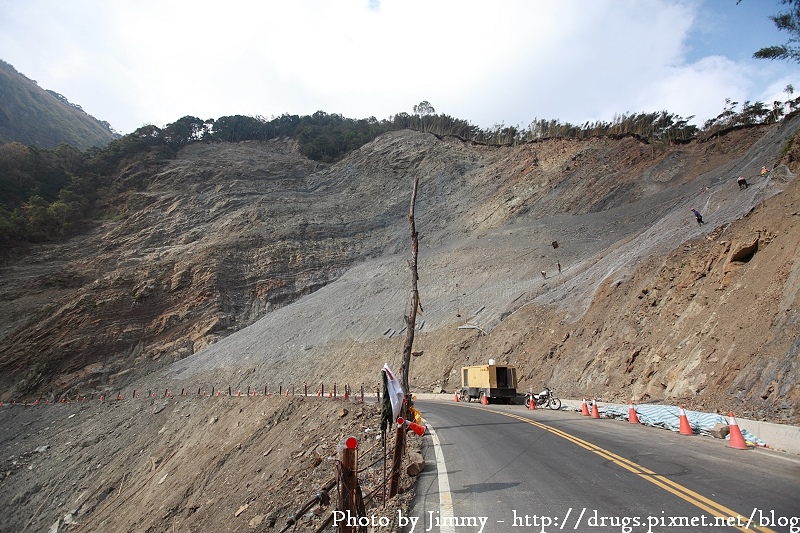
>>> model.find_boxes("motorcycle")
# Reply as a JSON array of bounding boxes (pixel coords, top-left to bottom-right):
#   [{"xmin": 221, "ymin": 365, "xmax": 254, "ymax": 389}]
[{"xmin": 524, "ymin": 387, "xmax": 562, "ymax": 410}]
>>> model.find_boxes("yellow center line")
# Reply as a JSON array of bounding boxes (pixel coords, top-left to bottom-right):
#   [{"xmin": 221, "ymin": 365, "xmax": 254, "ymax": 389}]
[{"xmin": 496, "ymin": 410, "xmax": 777, "ymax": 533}]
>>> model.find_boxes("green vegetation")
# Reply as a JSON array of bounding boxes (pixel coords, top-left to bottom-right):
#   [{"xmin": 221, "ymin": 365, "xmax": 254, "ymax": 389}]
[
  {"xmin": 3, "ymin": 0, "xmax": 799, "ymax": 250},
  {"xmin": 0, "ymin": 60, "xmax": 118, "ymax": 150},
  {"xmin": 2, "ymin": 93, "xmax": 799, "ymax": 250},
  {"xmin": 752, "ymin": 0, "xmax": 800, "ymax": 63},
  {"xmin": 0, "ymin": 141, "xmax": 109, "ymax": 243}
]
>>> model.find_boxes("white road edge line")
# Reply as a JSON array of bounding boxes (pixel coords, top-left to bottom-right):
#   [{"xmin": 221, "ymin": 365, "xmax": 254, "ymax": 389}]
[{"xmin": 425, "ymin": 421, "xmax": 456, "ymax": 533}]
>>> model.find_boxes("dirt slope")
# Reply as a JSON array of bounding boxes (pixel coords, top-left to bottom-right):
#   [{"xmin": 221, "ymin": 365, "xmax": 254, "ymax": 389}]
[
  {"xmin": 0, "ymin": 395, "xmax": 417, "ymax": 533},
  {"xmin": 159, "ymin": 119, "xmax": 799, "ymax": 425},
  {"xmin": 0, "ymin": 115, "xmax": 798, "ymax": 533},
  {"xmin": 1, "ymin": 118, "xmax": 798, "ymax": 425}
]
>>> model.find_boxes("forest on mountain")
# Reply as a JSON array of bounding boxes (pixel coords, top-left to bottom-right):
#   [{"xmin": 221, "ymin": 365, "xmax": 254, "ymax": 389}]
[
  {"xmin": 2, "ymin": 89, "xmax": 798, "ymax": 251},
  {"xmin": 2, "ymin": 0, "xmax": 799, "ymax": 251},
  {"xmin": 0, "ymin": 60, "xmax": 117, "ymax": 150}
]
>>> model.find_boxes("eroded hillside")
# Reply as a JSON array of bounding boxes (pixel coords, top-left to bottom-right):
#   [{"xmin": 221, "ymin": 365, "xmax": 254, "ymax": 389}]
[
  {"xmin": 0, "ymin": 394, "xmax": 418, "ymax": 533},
  {"xmin": 1, "ymin": 120, "xmax": 798, "ymax": 426},
  {"xmin": 435, "ymin": 174, "xmax": 800, "ymax": 422}
]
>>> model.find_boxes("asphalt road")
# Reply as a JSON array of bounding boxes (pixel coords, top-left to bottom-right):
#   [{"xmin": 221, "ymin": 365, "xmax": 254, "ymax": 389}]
[{"xmin": 408, "ymin": 400, "xmax": 800, "ymax": 533}]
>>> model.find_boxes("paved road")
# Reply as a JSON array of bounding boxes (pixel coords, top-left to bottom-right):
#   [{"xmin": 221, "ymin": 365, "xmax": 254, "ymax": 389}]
[{"xmin": 408, "ymin": 400, "xmax": 800, "ymax": 533}]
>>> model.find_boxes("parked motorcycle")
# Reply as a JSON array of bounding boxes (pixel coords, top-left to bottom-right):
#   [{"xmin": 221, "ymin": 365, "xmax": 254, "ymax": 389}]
[{"xmin": 524, "ymin": 387, "xmax": 562, "ymax": 410}]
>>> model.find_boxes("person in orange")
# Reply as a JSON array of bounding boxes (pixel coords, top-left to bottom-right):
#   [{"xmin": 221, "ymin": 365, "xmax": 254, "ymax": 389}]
[{"xmin": 761, "ymin": 165, "xmax": 769, "ymax": 177}]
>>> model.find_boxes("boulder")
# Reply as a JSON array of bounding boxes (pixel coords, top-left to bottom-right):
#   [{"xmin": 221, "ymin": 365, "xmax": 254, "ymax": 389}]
[
  {"xmin": 406, "ymin": 451, "xmax": 425, "ymax": 476},
  {"xmin": 710, "ymin": 423, "xmax": 730, "ymax": 439}
]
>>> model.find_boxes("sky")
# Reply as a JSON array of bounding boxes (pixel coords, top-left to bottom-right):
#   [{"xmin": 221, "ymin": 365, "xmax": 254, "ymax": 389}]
[{"xmin": 1, "ymin": 0, "xmax": 797, "ymax": 136}]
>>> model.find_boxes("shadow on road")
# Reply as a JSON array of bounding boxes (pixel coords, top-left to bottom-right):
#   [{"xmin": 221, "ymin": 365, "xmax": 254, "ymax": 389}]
[{"xmin": 451, "ymin": 482, "xmax": 522, "ymax": 494}]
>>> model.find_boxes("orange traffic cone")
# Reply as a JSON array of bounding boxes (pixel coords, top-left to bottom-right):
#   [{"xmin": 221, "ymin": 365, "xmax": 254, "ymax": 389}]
[
  {"xmin": 591, "ymin": 400, "xmax": 600, "ymax": 418},
  {"xmin": 408, "ymin": 421, "xmax": 426, "ymax": 437},
  {"xmin": 454, "ymin": 392, "xmax": 459, "ymax": 402},
  {"xmin": 678, "ymin": 406, "xmax": 693, "ymax": 435},
  {"xmin": 628, "ymin": 400, "xmax": 640, "ymax": 424},
  {"xmin": 528, "ymin": 395, "xmax": 536, "ymax": 410},
  {"xmin": 480, "ymin": 394, "xmax": 488, "ymax": 405},
  {"xmin": 581, "ymin": 398, "xmax": 590, "ymax": 416},
  {"xmin": 727, "ymin": 412, "xmax": 749, "ymax": 450}
]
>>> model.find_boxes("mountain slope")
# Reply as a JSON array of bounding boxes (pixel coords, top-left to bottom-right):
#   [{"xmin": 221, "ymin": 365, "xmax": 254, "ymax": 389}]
[
  {"xmin": 0, "ymin": 117, "xmax": 798, "ymax": 424},
  {"xmin": 0, "ymin": 59, "xmax": 117, "ymax": 149}
]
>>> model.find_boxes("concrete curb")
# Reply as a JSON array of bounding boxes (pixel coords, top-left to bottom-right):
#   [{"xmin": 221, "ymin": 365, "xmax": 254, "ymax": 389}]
[{"xmin": 411, "ymin": 393, "xmax": 800, "ymax": 456}]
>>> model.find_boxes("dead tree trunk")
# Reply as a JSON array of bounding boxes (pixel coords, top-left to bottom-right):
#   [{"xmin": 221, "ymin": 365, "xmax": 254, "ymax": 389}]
[
  {"xmin": 389, "ymin": 176, "xmax": 421, "ymax": 499},
  {"xmin": 400, "ymin": 175, "xmax": 421, "ymax": 396}
]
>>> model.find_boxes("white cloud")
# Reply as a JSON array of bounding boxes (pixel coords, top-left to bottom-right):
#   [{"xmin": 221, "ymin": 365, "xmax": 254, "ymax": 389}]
[
  {"xmin": 0, "ymin": 0, "xmax": 796, "ymax": 135},
  {"xmin": 635, "ymin": 56, "xmax": 750, "ymax": 123}
]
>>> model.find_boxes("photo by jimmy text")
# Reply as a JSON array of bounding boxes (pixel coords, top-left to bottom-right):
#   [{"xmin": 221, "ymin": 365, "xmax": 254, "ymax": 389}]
[
  {"xmin": 331, "ymin": 509, "xmax": 490, "ymax": 533},
  {"xmin": 332, "ymin": 508, "xmax": 800, "ymax": 533}
]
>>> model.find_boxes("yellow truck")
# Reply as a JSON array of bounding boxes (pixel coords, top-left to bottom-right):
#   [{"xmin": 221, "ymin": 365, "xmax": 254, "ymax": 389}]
[{"xmin": 459, "ymin": 361, "xmax": 518, "ymax": 404}]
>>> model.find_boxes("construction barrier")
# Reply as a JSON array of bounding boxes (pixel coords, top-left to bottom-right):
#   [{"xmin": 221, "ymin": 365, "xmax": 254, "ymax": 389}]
[
  {"xmin": 398, "ymin": 417, "xmax": 426, "ymax": 437},
  {"xmin": 628, "ymin": 399, "xmax": 640, "ymax": 425},
  {"xmin": 582, "ymin": 402, "xmax": 766, "ymax": 447},
  {"xmin": 0, "ymin": 381, "xmax": 381, "ymax": 408},
  {"xmin": 678, "ymin": 406, "xmax": 694, "ymax": 435},
  {"xmin": 2, "ymin": 387, "xmax": 771, "ymax": 451},
  {"xmin": 727, "ymin": 412, "xmax": 750, "ymax": 450}
]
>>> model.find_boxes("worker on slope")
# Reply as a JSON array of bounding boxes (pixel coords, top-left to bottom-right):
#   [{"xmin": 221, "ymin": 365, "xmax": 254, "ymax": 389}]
[
  {"xmin": 691, "ymin": 208, "xmax": 705, "ymax": 225},
  {"xmin": 737, "ymin": 176, "xmax": 749, "ymax": 190}
]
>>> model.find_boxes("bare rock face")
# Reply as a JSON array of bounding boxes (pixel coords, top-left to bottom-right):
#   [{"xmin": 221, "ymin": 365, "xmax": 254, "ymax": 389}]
[
  {"xmin": 727, "ymin": 238, "xmax": 759, "ymax": 264},
  {"xmin": 0, "ymin": 139, "xmax": 359, "ymax": 398},
  {"xmin": 721, "ymin": 237, "xmax": 759, "ymax": 287},
  {"xmin": 1, "ymin": 120, "xmax": 799, "ymax": 426}
]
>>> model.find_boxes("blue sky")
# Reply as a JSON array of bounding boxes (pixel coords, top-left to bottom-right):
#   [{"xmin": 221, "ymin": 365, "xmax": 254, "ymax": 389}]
[
  {"xmin": 0, "ymin": 0, "xmax": 796, "ymax": 135},
  {"xmin": 687, "ymin": 0, "xmax": 787, "ymax": 62}
]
